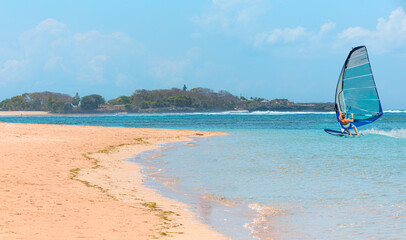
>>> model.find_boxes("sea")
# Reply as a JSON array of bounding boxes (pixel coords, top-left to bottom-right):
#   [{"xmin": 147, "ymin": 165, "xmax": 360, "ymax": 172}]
[{"xmin": 1, "ymin": 111, "xmax": 405, "ymax": 240}]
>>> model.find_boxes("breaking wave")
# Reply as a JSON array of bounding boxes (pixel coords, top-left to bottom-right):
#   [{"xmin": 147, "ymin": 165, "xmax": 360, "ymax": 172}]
[
  {"xmin": 383, "ymin": 110, "xmax": 406, "ymax": 113},
  {"xmin": 244, "ymin": 203, "xmax": 287, "ymax": 239},
  {"xmin": 362, "ymin": 128, "xmax": 406, "ymax": 139}
]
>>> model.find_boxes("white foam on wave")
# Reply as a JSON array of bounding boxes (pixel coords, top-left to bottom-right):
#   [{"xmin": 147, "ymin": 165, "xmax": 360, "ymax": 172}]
[
  {"xmin": 383, "ymin": 110, "xmax": 406, "ymax": 113},
  {"xmin": 53, "ymin": 110, "xmax": 404, "ymax": 117},
  {"xmin": 244, "ymin": 203, "xmax": 287, "ymax": 239},
  {"xmin": 249, "ymin": 111, "xmax": 335, "ymax": 115},
  {"xmin": 124, "ymin": 111, "xmax": 337, "ymax": 116},
  {"xmin": 362, "ymin": 128, "xmax": 406, "ymax": 139}
]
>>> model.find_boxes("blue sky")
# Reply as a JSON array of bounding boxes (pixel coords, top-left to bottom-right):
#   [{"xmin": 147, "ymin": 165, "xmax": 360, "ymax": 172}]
[{"xmin": 0, "ymin": 0, "xmax": 405, "ymax": 109}]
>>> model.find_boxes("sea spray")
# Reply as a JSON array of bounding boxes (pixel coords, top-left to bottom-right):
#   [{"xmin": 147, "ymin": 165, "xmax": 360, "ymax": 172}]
[{"xmin": 362, "ymin": 128, "xmax": 406, "ymax": 139}]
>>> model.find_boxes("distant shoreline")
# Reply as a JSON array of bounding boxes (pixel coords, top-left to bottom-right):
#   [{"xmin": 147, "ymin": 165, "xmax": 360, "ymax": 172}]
[
  {"xmin": 0, "ymin": 111, "xmax": 50, "ymax": 116},
  {"xmin": 0, "ymin": 89, "xmax": 335, "ymax": 114},
  {"xmin": 1, "ymin": 109, "xmax": 403, "ymax": 117},
  {"xmin": 0, "ymin": 108, "xmax": 333, "ymax": 116}
]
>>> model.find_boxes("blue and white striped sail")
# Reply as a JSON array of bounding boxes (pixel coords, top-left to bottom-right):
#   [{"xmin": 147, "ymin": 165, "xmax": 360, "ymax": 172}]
[{"xmin": 335, "ymin": 46, "xmax": 383, "ymax": 129}]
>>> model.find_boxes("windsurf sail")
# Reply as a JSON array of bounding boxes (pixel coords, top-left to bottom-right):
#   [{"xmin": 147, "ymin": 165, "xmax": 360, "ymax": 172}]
[{"xmin": 335, "ymin": 46, "xmax": 383, "ymax": 129}]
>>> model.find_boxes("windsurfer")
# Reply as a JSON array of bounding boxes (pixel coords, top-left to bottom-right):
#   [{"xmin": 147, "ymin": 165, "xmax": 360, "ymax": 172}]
[{"xmin": 339, "ymin": 112, "xmax": 359, "ymax": 136}]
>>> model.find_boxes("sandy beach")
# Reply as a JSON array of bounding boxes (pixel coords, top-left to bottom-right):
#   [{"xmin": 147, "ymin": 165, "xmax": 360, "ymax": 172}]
[
  {"xmin": 0, "ymin": 122, "xmax": 229, "ymax": 239},
  {"xmin": 0, "ymin": 111, "xmax": 50, "ymax": 116}
]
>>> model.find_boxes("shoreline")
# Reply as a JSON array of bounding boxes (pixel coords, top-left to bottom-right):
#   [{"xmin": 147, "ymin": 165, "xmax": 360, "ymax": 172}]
[
  {"xmin": 130, "ymin": 141, "xmax": 258, "ymax": 240},
  {"xmin": 0, "ymin": 122, "xmax": 229, "ymax": 239}
]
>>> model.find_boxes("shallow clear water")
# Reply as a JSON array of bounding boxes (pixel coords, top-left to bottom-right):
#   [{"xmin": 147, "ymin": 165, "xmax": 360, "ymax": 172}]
[{"xmin": 2, "ymin": 111, "xmax": 405, "ymax": 239}]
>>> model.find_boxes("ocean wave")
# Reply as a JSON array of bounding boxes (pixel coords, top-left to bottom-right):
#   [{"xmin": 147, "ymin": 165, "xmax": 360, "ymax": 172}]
[
  {"xmin": 362, "ymin": 128, "xmax": 406, "ymax": 139},
  {"xmin": 245, "ymin": 203, "xmax": 286, "ymax": 239},
  {"xmin": 26, "ymin": 110, "xmax": 404, "ymax": 117},
  {"xmin": 383, "ymin": 110, "xmax": 406, "ymax": 113},
  {"xmin": 248, "ymin": 202, "xmax": 284, "ymax": 215},
  {"xmin": 127, "ymin": 110, "xmax": 404, "ymax": 116},
  {"xmin": 118, "ymin": 111, "xmax": 337, "ymax": 116},
  {"xmin": 249, "ymin": 111, "xmax": 335, "ymax": 115}
]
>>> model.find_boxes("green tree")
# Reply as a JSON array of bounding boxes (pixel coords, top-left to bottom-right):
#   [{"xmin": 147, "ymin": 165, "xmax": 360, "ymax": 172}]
[
  {"xmin": 80, "ymin": 94, "xmax": 106, "ymax": 111},
  {"xmin": 0, "ymin": 99, "xmax": 13, "ymax": 110},
  {"xmin": 182, "ymin": 84, "xmax": 187, "ymax": 91},
  {"xmin": 72, "ymin": 92, "xmax": 80, "ymax": 107},
  {"xmin": 118, "ymin": 96, "xmax": 131, "ymax": 104}
]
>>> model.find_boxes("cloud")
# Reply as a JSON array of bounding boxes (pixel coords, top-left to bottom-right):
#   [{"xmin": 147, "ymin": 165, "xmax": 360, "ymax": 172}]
[
  {"xmin": 266, "ymin": 26, "xmax": 307, "ymax": 43},
  {"xmin": 90, "ymin": 55, "xmax": 109, "ymax": 72},
  {"xmin": 236, "ymin": 5, "xmax": 266, "ymax": 23},
  {"xmin": 77, "ymin": 55, "xmax": 110, "ymax": 83},
  {"xmin": 254, "ymin": 22, "xmax": 335, "ymax": 47},
  {"xmin": 338, "ymin": 7, "xmax": 406, "ymax": 52},
  {"xmin": 149, "ymin": 47, "xmax": 201, "ymax": 84},
  {"xmin": 20, "ymin": 18, "xmax": 70, "ymax": 53},
  {"xmin": 34, "ymin": 18, "xmax": 68, "ymax": 34},
  {"xmin": 193, "ymin": 0, "xmax": 268, "ymax": 28},
  {"xmin": 74, "ymin": 30, "xmax": 130, "ymax": 42},
  {"xmin": 115, "ymin": 73, "xmax": 130, "ymax": 87},
  {"xmin": 44, "ymin": 57, "xmax": 64, "ymax": 71},
  {"xmin": 1, "ymin": 17, "xmax": 199, "ymax": 91},
  {"xmin": 319, "ymin": 22, "xmax": 336, "ymax": 35},
  {"xmin": 0, "ymin": 59, "xmax": 29, "ymax": 85},
  {"xmin": 1, "ymin": 18, "xmax": 137, "ymax": 85}
]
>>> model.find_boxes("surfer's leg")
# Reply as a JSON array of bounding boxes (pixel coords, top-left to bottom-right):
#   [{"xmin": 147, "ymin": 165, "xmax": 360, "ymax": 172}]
[
  {"xmin": 345, "ymin": 128, "xmax": 352, "ymax": 136},
  {"xmin": 353, "ymin": 125, "xmax": 359, "ymax": 136}
]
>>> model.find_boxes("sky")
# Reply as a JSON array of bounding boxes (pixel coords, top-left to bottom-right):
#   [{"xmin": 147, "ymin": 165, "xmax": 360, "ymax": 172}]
[{"xmin": 0, "ymin": 0, "xmax": 405, "ymax": 109}]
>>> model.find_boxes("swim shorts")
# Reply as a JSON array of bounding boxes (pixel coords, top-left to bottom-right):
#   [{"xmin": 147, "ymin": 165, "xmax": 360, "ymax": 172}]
[{"xmin": 343, "ymin": 123, "xmax": 353, "ymax": 128}]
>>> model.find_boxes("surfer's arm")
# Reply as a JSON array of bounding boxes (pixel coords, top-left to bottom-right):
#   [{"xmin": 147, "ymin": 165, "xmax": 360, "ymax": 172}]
[{"xmin": 349, "ymin": 113, "xmax": 354, "ymax": 122}]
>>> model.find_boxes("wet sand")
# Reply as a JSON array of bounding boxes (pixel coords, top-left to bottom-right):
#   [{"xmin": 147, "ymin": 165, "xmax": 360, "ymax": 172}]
[{"xmin": 0, "ymin": 122, "xmax": 229, "ymax": 239}]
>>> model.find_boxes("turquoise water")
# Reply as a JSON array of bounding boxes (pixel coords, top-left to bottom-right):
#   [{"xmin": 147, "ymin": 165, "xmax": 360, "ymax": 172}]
[{"xmin": 1, "ymin": 111, "xmax": 405, "ymax": 239}]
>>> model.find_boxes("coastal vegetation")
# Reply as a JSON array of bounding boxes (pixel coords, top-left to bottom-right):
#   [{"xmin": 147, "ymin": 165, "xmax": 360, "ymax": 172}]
[{"xmin": 0, "ymin": 87, "xmax": 334, "ymax": 113}]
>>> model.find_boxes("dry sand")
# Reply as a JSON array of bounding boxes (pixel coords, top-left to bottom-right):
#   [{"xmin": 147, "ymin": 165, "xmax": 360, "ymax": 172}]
[
  {"xmin": 0, "ymin": 122, "xmax": 229, "ymax": 240},
  {"xmin": 0, "ymin": 111, "xmax": 50, "ymax": 116}
]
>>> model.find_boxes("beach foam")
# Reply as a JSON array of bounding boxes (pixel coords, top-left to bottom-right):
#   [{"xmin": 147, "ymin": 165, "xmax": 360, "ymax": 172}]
[{"xmin": 244, "ymin": 203, "xmax": 287, "ymax": 240}]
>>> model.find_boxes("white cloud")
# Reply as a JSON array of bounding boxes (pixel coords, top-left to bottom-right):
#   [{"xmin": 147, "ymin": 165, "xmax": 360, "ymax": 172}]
[
  {"xmin": 319, "ymin": 22, "xmax": 336, "ymax": 35},
  {"xmin": 338, "ymin": 27, "xmax": 370, "ymax": 39},
  {"xmin": 236, "ymin": 5, "xmax": 265, "ymax": 23},
  {"xmin": 20, "ymin": 18, "xmax": 70, "ymax": 52},
  {"xmin": 149, "ymin": 47, "xmax": 201, "ymax": 84},
  {"xmin": 44, "ymin": 57, "xmax": 64, "ymax": 71},
  {"xmin": 150, "ymin": 58, "xmax": 189, "ymax": 79},
  {"xmin": 1, "ymin": 18, "xmax": 137, "ymax": 85},
  {"xmin": 338, "ymin": 7, "xmax": 406, "ymax": 52},
  {"xmin": 266, "ymin": 26, "xmax": 307, "ymax": 43},
  {"xmin": 194, "ymin": 0, "xmax": 267, "ymax": 28},
  {"xmin": 35, "ymin": 18, "xmax": 68, "ymax": 34},
  {"xmin": 0, "ymin": 59, "xmax": 29, "ymax": 84},
  {"xmin": 74, "ymin": 30, "xmax": 130, "ymax": 42},
  {"xmin": 90, "ymin": 55, "xmax": 110, "ymax": 73},
  {"xmin": 115, "ymin": 73, "xmax": 130, "ymax": 87},
  {"xmin": 77, "ymin": 55, "xmax": 110, "ymax": 83},
  {"xmin": 254, "ymin": 22, "xmax": 334, "ymax": 47}
]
